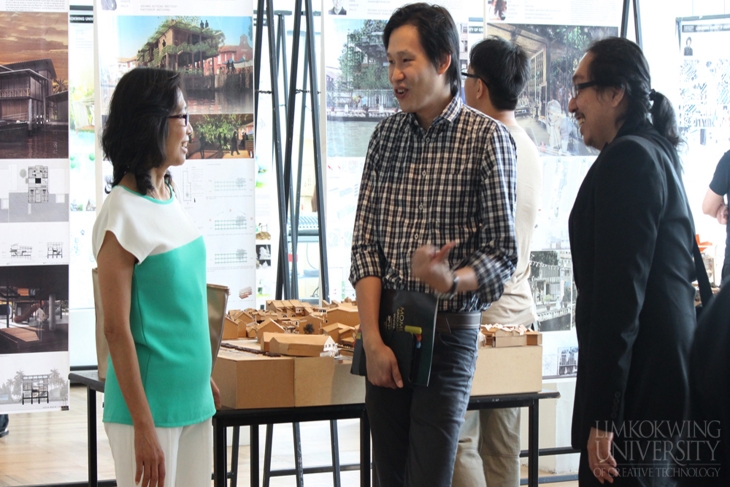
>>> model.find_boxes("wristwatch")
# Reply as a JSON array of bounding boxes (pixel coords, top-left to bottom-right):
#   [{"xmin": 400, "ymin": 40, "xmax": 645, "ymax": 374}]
[{"xmin": 438, "ymin": 274, "xmax": 459, "ymax": 300}]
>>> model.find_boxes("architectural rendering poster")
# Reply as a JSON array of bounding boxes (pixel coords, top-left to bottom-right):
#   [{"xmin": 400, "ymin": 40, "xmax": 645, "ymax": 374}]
[
  {"xmin": 0, "ymin": 352, "xmax": 70, "ymax": 413},
  {"xmin": 94, "ymin": 0, "xmax": 256, "ymax": 310},
  {"xmin": 677, "ymin": 16, "xmax": 730, "ymax": 282},
  {"xmin": 322, "ymin": 0, "xmax": 620, "ymax": 376},
  {"xmin": 487, "ymin": 2, "xmax": 620, "ymax": 376},
  {"xmin": 323, "ymin": 0, "xmax": 470, "ymax": 300},
  {"xmin": 0, "ymin": 1, "xmax": 70, "ymax": 414}
]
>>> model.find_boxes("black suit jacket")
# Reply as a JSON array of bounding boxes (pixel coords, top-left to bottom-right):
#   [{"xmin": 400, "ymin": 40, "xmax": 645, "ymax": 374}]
[
  {"xmin": 681, "ymin": 283, "xmax": 730, "ymax": 485},
  {"xmin": 568, "ymin": 121, "xmax": 696, "ymax": 450}
]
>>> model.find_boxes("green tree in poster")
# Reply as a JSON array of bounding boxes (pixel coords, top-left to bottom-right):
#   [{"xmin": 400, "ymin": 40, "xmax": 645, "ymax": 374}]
[
  {"xmin": 12, "ymin": 370, "xmax": 24, "ymax": 402},
  {"xmin": 194, "ymin": 114, "xmax": 252, "ymax": 155},
  {"xmin": 49, "ymin": 369, "xmax": 63, "ymax": 390},
  {"xmin": 515, "ymin": 25, "xmax": 616, "ymax": 114},
  {"xmin": 1, "ymin": 379, "xmax": 12, "ymax": 402},
  {"xmin": 338, "ymin": 20, "xmax": 389, "ymax": 92},
  {"xmin": 139, "ymin": 17, "xmax": 225, "ymax": 72}
]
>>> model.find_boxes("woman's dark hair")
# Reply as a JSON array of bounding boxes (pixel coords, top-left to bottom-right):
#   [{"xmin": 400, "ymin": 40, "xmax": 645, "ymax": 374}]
[
  {"xmin": 102, "ymin": 67, "xmax": 182, "ymax": 194},
  {"xmin": 383, "ymin": 3, "xmax": 461, "ymax": 97},
  {"xmin": 587, "ymin": 37, "xmax": 681, "ymax": 147}
]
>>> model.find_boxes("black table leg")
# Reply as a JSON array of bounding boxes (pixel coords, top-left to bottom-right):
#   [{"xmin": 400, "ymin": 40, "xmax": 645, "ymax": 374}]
[
  {"xmin": 293, "ymin": 422, "xmax": 304, "ymax": 487},
  {"xmin": 213, "ymin": 417, "xmax": 227, "ymax": 487},
  {"xmin": 231, "ymin": 426, "xmax": 240, "ymax": 487},
  {"xmin": 330, "ymin": 420, "xmax": 342, "ymax": 487},
  {"xmin": 528, "ymin": 400, "xmax": 539, "ymax": 487},
  {"xmin": 263, "ymin": 424, "xmax": 273, "ymax": 487},
  {"xmin": 251, "ymin": 424, "xmax": 260, "ymax": 487},
  {"xmin": 87, "ymin": 385, "xmax": 98, "ymax": 487},
  {"xmin": 360, "ymin": 410, "xmax": 370, "ymax": 487}
]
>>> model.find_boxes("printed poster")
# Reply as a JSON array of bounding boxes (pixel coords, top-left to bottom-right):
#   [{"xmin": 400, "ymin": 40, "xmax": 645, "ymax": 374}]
[
  {"xmin": 94, "ymin": 0, "xmax": 256, "ymax": 310},
  {"xmin": 677, "ymin": 16, "xmax": 730, "ymax": 283},
  {"xmin": 0, "ymin": 0, "xmax": 71, "ymax": 414}
]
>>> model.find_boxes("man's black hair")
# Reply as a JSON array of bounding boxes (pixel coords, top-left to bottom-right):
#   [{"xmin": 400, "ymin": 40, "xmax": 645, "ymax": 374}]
[
  {"xmin": 469, "ymin": 36, "xmax": 529, "ymax": 111},
  {"xmin": 383, "ymin": 3, "xmax": 461, "ymax": 97}
]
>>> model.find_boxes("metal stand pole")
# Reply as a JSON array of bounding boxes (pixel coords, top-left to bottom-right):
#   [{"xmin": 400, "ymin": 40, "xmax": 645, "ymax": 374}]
[
  {"xmin": 304, "ymin": 0, "xmax": 330, "ymax": 302},
  {"xmin": 621, "ymin": 0, "xmax": 643, "ymax": 48},
  {"xmin": 263, "ymin": 0, "xmax": 291, "ymax": 300}
]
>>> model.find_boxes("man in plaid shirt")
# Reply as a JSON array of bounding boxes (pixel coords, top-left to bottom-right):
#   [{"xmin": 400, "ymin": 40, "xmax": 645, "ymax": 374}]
[{"xmin": 349, "ymin": 4, "xmax": 518, "ymax": 486}]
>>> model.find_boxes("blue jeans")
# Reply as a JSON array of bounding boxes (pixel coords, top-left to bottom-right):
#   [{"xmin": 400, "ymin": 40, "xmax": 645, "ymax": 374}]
[{"xmin": 366, "ymin": 327, "xmax": 479, "ymax": 487}]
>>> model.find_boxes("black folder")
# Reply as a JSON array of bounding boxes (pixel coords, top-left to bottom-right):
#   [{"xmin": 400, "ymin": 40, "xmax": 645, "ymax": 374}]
[{"xmin": 350, "ymin": 289, "xmax": 438, "ymax": 387}]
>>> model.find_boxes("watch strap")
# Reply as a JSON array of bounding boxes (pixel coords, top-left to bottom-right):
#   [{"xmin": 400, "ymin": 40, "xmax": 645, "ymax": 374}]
[{"xmin": 438, "ymin": 274, "xmax": 459, "ymax": 300}]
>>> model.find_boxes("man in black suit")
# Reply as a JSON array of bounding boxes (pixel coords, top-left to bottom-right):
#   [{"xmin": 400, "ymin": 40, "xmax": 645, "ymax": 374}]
[
  {"xmin": 568, "ymin": 38, "xmax": 696, "ymax": 485},
  {"xmin": 681, "ymin": 284, "xmax": 729, "ymax": 486},
  {"xmin": 0, "ymin": 414, "xmax": 7, "ymax": 438}
]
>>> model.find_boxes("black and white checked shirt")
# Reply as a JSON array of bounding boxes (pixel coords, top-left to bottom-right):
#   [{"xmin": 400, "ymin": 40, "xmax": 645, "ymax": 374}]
[{"xmin": 349, "ymin": 96, "xmax": 518, "ymax": 312}]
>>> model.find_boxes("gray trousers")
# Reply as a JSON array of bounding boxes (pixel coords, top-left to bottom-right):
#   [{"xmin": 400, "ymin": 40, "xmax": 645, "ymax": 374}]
[
  {"xmin": 452, "ymin": 408, "xmax": 521, "ymax": 487},
  {"xmin": 366, "ymin": 327, "xmax": 479, "ymax": 487}
]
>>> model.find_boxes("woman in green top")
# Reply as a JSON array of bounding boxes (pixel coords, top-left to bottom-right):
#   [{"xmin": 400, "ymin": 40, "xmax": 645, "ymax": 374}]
[{"xmin": 93, "ymin": 68, "xmax": 219, "ymax": 487}]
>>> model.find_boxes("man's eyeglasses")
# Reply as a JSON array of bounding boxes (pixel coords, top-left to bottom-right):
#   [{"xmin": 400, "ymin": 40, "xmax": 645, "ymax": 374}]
[
  {"xmin": 461, "ymin": 71, "xmax": 489, "ymax": 88},
  {"xmin": 570, "ymin": 81, "xmax": 599, "ymax": 99},
  {"xmin": 169, "ymin": 113, "xmax": 190, "ymax": 126}
]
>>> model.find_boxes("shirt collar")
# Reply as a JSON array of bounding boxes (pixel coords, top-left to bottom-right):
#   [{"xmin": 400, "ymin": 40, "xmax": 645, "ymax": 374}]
[{"xmin": 406, "ymin": 95, "xmax": 462, "ymax": 133}]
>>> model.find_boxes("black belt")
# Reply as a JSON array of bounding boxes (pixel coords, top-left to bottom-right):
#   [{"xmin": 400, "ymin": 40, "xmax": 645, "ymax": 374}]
[{"xmin": 435, "ymin": 312, "xmax": 481, "ymax": 334}]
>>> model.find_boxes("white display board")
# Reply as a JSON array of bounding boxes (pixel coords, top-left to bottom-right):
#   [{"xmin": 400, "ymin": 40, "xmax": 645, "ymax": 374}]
[{"xmin": 677, "ymin": 16, "xmax": 730, "ymax": 284}]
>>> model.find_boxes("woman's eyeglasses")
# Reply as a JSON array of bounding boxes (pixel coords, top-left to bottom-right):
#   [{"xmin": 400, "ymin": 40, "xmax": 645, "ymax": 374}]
[{"xmin": 169, "ymin": 113, "xmax": 190, "ymax": 126}]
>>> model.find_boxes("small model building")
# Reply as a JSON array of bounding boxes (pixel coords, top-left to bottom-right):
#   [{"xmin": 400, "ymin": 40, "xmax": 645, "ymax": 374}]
[
  {"xmin": 322, "ymin": 323, "xmax": 340, "ymax": 341},
  {"xmin": 256, "ymin": 318, "xmax": 285, "ymax": 344},
  {"xmin": 223, "ymin": 317, "xmax": 239, "ymax": 340},
  {"xmin": 326, "ymin": 304, "xmax": 359, "ymax": 328},
  {"xmin": 225, "ymin": 300, "xmax": 364, "ymax": 350},
  {"xmin": 269, "ymin": 334, "xmax": 337, "ymax": 357},
  {"xmin": 481, "ymin": 324, "xmax": 530, "ymax": 348}
]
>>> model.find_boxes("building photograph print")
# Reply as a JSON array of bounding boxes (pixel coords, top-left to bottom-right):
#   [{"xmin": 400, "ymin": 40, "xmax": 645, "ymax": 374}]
[{"xmin": 0, "ymin": 12, "xmax": 69, "ymax": 159}]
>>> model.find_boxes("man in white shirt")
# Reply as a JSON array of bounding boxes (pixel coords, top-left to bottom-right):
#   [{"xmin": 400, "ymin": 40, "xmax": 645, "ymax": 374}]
[{"xmin": 453, "ymin": 36, "xmax": 543, "ymax": 487}]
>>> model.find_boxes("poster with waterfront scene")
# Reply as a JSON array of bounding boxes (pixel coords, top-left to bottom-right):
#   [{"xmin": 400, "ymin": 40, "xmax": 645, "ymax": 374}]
[
  {"xmin": 94, "ymin": 0, "xmax": 257, "ymax": 309},
  {"xmin": 0, "ymin": 11, "xmax": 69, "ymax": 159},
  {"xmin": 98, "ymin": 15, "xmax": 254, "ymax": 116},
  {"xmin": 325, "ymin": 15, "xmax": 471, "ymax": 159}
]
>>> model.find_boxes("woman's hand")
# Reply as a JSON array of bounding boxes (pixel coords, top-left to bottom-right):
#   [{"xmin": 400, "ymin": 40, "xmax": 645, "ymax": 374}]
[
  {"xmin": 211, "ymin": 377, "xmax": 222, "ymax": 409},
  {"xmin": 587, "ymin": 427, "xmax": 618, "ymax": 484},
  {"xmin": 134, "ymin": 423, "xmax": 166, "ymax": 487}
]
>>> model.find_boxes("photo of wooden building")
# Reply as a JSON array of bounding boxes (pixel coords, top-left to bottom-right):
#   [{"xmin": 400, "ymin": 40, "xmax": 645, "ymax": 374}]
[{"xmin": 0, "ymin": 59, "xmax": 68, "ymax": 157}]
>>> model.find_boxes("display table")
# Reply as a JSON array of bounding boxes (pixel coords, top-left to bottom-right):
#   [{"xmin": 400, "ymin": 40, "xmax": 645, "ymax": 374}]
[
  {"xmin": 67, "ymin": 371, "xmax": 115, "ymax": 487},
  {"xmin": 69, "ymin": 371, "xmax": 560, "ymax": 487}
]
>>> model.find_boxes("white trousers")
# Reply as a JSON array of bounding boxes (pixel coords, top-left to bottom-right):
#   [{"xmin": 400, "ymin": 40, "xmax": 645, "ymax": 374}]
[{"xmin": 105, "ymin": 418, "xmax": 212, "ymax": 487}]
